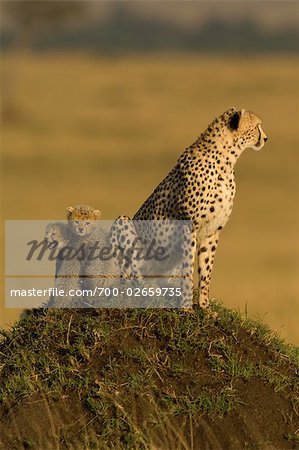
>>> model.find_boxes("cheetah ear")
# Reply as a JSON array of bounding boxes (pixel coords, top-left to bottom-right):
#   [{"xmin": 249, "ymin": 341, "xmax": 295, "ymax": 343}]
[
  {"xmin": 94, "ymin": 209, "xmax": 101, "ymax": 219},
  {"xmin": 66, "ymin": 206, "xmax": 75, "ymax": 219},
  {"xmin": 228, "ymin": 111, "xmax": 241, "ymax": 131}
]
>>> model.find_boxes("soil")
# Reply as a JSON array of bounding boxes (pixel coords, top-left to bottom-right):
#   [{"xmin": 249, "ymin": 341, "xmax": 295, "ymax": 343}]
[{"xmin": 0, "ymin": 308, "xmax": 298, "ymax": 449}]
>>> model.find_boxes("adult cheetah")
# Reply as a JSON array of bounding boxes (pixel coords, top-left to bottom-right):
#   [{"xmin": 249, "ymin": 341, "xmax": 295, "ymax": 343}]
[{"xmin": 112, "ymin": 108, "xmax": 268, "ymax": 309}]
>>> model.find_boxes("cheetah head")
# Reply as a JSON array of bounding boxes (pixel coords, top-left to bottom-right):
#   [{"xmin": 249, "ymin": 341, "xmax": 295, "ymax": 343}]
[
  {"xmin": 67, "ymin": 205, "xmax": 101, "ymax": 236},
  {"xmin": 44, "ymin": 223, "xmax": 68, "ymax": 250},
  {"xmin": 227, "ymin": 109, "xmax": 268, "ymax": 151}
]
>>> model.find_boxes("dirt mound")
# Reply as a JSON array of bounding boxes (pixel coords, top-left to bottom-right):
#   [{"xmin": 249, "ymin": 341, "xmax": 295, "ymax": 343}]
[{"xmin": 0, "ymin": 305, "xmax": 298, "ymax": 449}]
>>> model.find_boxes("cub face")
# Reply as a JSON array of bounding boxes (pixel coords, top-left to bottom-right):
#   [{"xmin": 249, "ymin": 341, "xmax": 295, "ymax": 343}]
[
  {"xmin": 45, "ymin": 223, "xmax": 69, "ymax": 250},
  {"xmin": 228, "ymin": 109, "xmax": 268, "ymax": 151},
  {"xmin": 67, "ymin": 205, "xmax": 101, "ymax": 236}
]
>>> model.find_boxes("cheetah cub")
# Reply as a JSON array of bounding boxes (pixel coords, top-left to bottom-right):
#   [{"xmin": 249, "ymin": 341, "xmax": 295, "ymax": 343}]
[
  {"xmin": 66, "ymin": 204, "xmax": 101, "ymax": 242},
  {"xmin": 49, "ymin": 205, "xmax": 101, "ymax": 307},
  {"xmin": 44, "ymin": 222, "xmax": 70, "ymax": 250},
  {"xmin": 44, "ymin": 221, "xmax": 71, "ymax": 280}
]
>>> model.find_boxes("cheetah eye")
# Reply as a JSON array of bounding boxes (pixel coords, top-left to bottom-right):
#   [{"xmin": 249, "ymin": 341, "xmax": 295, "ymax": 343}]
[
  {"xmin": 75, "ymin": 221, "xmax": 79, "ymax": 225},
  {"xmin": 86, "ymin": 222, "xmax": 91, "ymax": 225}
]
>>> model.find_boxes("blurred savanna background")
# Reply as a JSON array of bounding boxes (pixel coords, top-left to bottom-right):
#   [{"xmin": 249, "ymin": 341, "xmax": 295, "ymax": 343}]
[{"xmin": 1, "ymin": 2, "xmax": 298, "ymax": 344}]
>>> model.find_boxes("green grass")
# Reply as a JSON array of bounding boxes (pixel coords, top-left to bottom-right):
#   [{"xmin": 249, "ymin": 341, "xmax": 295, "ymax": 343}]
[
  {"xmin": 285, "ymin": 434, "xmax": 299, "ymax": 443},
  {"xmin": 1, "ymin": 303, "xmax": 298, "ymax": 403}
]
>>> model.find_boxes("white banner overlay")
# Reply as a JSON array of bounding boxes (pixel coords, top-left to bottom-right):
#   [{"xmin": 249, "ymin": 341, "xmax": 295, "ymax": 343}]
[{"xmin": 5, "ymin": 220, "xmax": 193, "ymax": 309}]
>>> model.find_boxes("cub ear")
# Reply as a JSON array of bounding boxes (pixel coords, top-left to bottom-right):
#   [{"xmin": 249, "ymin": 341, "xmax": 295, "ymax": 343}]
[
  {"xmin": 228, "ymin": 111, "xmax": 242, "ymax": 131},
  {"xmin": 94, "ymin": 209, "xmax": 101, "ymax": 219},
  {"xmin": 66, "ymin": 206, "xmax": 75, "ymax": 219}
]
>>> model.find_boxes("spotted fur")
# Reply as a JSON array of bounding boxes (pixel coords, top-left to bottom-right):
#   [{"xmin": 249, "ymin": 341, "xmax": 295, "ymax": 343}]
[
  {"xmin": 49, "ymin": 205, "xmax": 102, "ymax": 307},
  {"xmin": 66, "ymin": 205, "xmax": 101, "ymax": 236},
  {"xmin": 113, "ymin": 108, "xmax": 268, "ymax": 309},
  {"xmin": 44, "ymin": 222, "xmax": 70, "ymax": 250}
]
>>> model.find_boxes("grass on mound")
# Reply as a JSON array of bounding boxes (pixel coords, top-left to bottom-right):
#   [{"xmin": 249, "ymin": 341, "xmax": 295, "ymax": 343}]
[{"xmin": 0, "ymin": 302, "xmax": 298, "ymax": 449}]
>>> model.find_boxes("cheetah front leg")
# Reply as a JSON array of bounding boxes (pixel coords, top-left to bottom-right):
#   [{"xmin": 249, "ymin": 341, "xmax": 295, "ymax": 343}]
[
  {"xmin": 197, "ymin": 232, "xmax": 219, "ymax": 310},
  {"xmin": 180, "ymin": 230, "xmax": 197, "ymax": 310}
]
